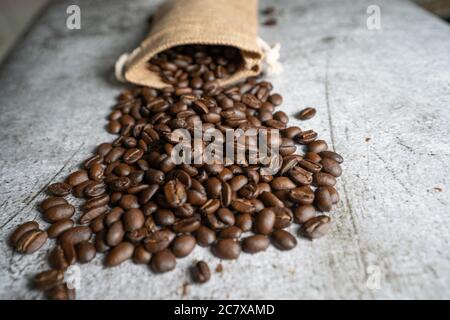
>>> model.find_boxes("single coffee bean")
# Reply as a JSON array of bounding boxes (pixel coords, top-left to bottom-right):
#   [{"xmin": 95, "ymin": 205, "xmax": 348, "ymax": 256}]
[
  {"xmin": 119, "ymin": 194, "xmax": 140, "ymax": 209},
  {"xmin": 259, "ymin": 191, "xmax": 285, "ymax": 208},
  {"xmin": 171, "ymin": 234, "xmax": 196, "ymax": 257},
  {"xmin": 212, "ymin": 239, "xmax": 241, "ymax": 260},
  {"xmin": 195, "ymin": 226, "xmax": 216, "ymax": 247},
  {"xmin": 96, "ymin": 142, "xmax": 113, "ymax": 157},
  {"xmin": 83, "ymin": 194, "xmax": 110, "ymax": 211},
  {"xmin": 10, "ymin": 221, "xmax": 39, "ymax": 246},
  {"xmin": 313, "ymin": 172, "xmax": 336, "ymax": 186},
  {"xmin": 235, "ymin": 213, "xmax": 252, "ymax": 232},
  {"xmin": 229, "ymin": 175, "xmax": 248, "ymax": 191},
  {"xmin": 172, "ymin": 217, "xmax": 201, "ymax": 233},
  {"xmin": 319, "ymin": 150, "xmax": 344, "ymax": 163},
  {"xmin": 61, "ymin": 241, "xmax": 76, "ymax": 266},
  {"xmin": 242, "ymin": 235, "xmax": 270, "ymax": 253},
  {"xmin": 47, "ymin": 219, "xmax": 74, "ymax": 238},
  {"xmin": 105, "ymin": 241, "xmax": 134, "ymax": 267},
  {"xmin": 325, "ymin": 186, "xmax": 340, "ymax": 204},
  {"xmin": 150, "ymin": 249, "xmax": 176, "ymax": 273},
  {"xmin": 15, "ymin": 229, "xmax": 47, "ymax": 254},
  {"xmin": 33, "ymin": 270, "xmax": 64, "ymax": 291},
  {"xmin": 269, "ymin": 93, "xmax": 283, "ymax": 106},
  {"xmin": 308, "ymin": 140, "xmax": 328, "ymax": 153},
  {"xmin": 133, "ymin": 245, "xmax": 152, "ymax": 264},
  {"xmin": 80, "ymin": 206, "xmax": 108, "ymax": 225},
  {"xmin": 59, "ymin": 226, "xmax": 92, "ymax": 245},
  {"xmin": 289, "ymin": 186, "xmax": 315, "ymax": 205},
  {"xmin": 106, "ymin": 220, "xmax": 125, "ymax": 246},
  {"xmin": 273, "ymin": 207, "xmax": 294, "ymax": 229},
  {"xmin": 95, "ymin": 230, "xmax": 109, "ymax": 253},
  {"xmin": 297, "ymin": 107, "xmax": 316, "ymax": 120},
  {"xmin": 47, "ymin": 182, "xmax": 72, "ymax": 197},
  {"xmin": 191, "ymin": 261, "xmax": 211, "ymax": 284},
  {"xmin": 40, "ymin": 197, "xmax": 68, "ymax": 212},
  {"xmin": 66, "ymin": 170, "xmax": 89, "ymax": 187},
  {"xmin": 298, "ymin": 159, "xmax": 322, "ymax": 173},
  {"xmin": 301, "ymin": 215, "xmax": 331, "ymax": 239},
  {"xmin": 231, "ymin": 199, "xmax": 255, "ymax": 214},
  {"xmin": 76, "ymin": 241, "xmax": 96, "ymax": 263},
  {"xmin": 143, "ymin": 229, "xmax": 175, "ymax": 253},
  {"xmin": 49, "ymin": 245, "xmax": 69, "ymax": 270},
  {"xmin": 84, "ymin": 182, "xmax": 106, "ymax": 198},
  {"xmin": 164, "ymin": 179, "xmax": 187, "ymax": 208},
  {"xmin": 289, "ymin": 166, "xmax": 313, "ymax": 185},
  {"xmin": 72, "ymin": 180, "xmax": 95, "ymax": 198},
  {"xmin": 123, "ymin": 208, "xmax": 145, "ymax": 232},
  {"xmin": 255, "ymin": 208, "xmax": 276, "ymax": 235},
  {"xmin": 89, "ymin": 163, "xmax": 104, "ymax": 182},
  {"xmin": 271, "ymin": 177, "xmax": 296, "ymax": 190},
  {"xmin": 123, "ymin": 148, "xmax": 144, "ymax": 164},
  {"xmin": 271, "ymin": 230, "xmax": 297, "ymax": 250},
  {"xmin": 219, "ymin": 226, "xmax": 242, "ymax": 239},
  {"xmin": 46, "ymin": 284, "xmax": 75, "ymax": 300},
  {"xmin": 321, "ymin": 157, "xmax": 342, "ymax": 177},
  {"xmin": 305, "ymin": 152, "xmax": 322, "ymax": 163},
  {"xmin": 296, "ymin": 130, "xmax": 318, "ymax": 144},
  {"xmin": 43, "ymin": 203, "xmax": 75, "ymax": 223},
  {"xmin": 314, "ymin": 187, "xmax": 333, "ymax": 212},
  {"xmin": 294, "ymin": 205, "xmax": 316, "ymax": 224}
]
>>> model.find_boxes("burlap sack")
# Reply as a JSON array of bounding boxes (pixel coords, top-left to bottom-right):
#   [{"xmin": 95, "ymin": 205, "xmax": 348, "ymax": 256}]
[{"xmin": 119, "ymin": 0, "xmax": 263, "ymax": 88}]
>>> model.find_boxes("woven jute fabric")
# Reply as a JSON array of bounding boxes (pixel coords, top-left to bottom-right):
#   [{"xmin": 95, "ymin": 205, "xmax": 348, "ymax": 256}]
[{"xmin": 122, "ymin": 0, "xmax": 263, "ymax": 88}]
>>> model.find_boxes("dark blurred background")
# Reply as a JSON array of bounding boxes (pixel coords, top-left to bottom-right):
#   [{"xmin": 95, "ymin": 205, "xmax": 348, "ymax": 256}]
[{"xmin": 0, "ymin": 0, "xmax": 449, "ymax": 64}]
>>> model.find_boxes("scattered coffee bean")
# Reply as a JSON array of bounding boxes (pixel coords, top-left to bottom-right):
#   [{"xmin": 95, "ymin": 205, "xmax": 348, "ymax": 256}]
[
  {"xmin": 191, "ymin": 261, "xmax": 211, "ymax": 284},
  {"xmin": 242, "ymin": 235, "xmax": 270, "ymax": 253},
  {"xmin": 297, "ymin": 107, "xmax": 316, "ymax": 120},
  {"xmin": 150, "ymin": 249, "xmax": 176, "ymax": 273},
  {"xmin": 300, "ymin": 215, "xmax": 331, "ymax": 239},
  {"xmin": 47, "ymin": 182, "xmax": 72, "ymax": 197},
  {"xmin": 271, "ymin": 229, "xmax": 297, "ymax": 251}
]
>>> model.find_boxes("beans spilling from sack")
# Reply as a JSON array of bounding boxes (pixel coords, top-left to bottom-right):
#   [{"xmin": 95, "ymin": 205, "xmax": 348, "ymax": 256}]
[{"xmin": 9, "ymin": 45, "xmax": 343, "ymax": 299}]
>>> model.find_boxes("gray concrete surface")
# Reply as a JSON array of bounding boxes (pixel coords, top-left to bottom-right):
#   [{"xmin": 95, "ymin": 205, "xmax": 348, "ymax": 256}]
[{"xmin": 0, "ymin": 0, "xmax": 449, "ymax": 299}]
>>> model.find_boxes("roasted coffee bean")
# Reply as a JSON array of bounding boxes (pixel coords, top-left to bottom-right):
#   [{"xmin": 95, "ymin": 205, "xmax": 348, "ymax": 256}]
[
  {"xmin": 297, "ymin": 107, "xmax": 316, "ymax": 120},
  {"xmin": 107, "ymin": 120, "xmax": 121, "ymax": 134},
  {"xmin": 212, "ymin": 239, "xmax": 241, "ymax": 260},
  {"xmin": 296, "ymin": 130, "xmax": 318, "ymax": 144},
  {"xmin": 219, "ymin": 226, "xmax": 242, "ymax": 239},
  {"xmin": 43, "ymin": 204, "xmax": 75, "ymax": 222},
  {"xmin": 220, "ymin": 182, "xmax": 232, "ymax": 207},
  {"xmin": 305, "ymin": 152, "xmax": 322, "ymax": 163},
  {"xmin": 106, "ymin": 221, "xmax": 125, "ymax": 246},
  {"xmin": 271, "ymin": 230, "xmax": 297, "ymax": 250},
  {"xmin": 260, "ymin": 191, "xmax": 284, "ymax": 207},
  {"xmin": 230, "ymin": 199, "xmax": 255, "ymax": 214},
  {"xmin": 123, "ymin": 148, "xmax": 144, "ymax": 164},
  {"xmin": 289, "ymin": 166, "xmax": 313, "ymax": 185},
  {"xmin": 206, "ymin": 177, "xmax": 222, "ymax": 198},
  {"xmin": 96, "ymin": 142, "xmax": 113, "ymax": 157},
  {"xmin": 123, "ymin": 208, "xmax": 145, "ymax": 232},
  {"xmin": 242, "ymin": 235, "xmax": 270, "ymax": 253},
  {"xmin": 269, "ymin": 93, "xmax": 283, "ymax": 106},
  {"xmin": 95, "ymin": 230, "xmax": 110, "ymax": 253},
  {"xmin": 59, "ymin": 226, "xmax": 92, "ymax": 245},
  {"xmin": 104, "ymin": 147, "xmax": 126, "ymax": 164},
  {"xmin": 294, "ymin": 205, "xmax": 316, "ymax": 224},
  {"xmin": 105, "ymin": 242, "xmax": 134, "ymax": 267},
  {"xmin": 164, "ymin": 179, "xmax": 187, "ymax": 208},
  {"xmin": 195, "ymin": 226, "xmax": 216, "ymax": 247},
  {"xmin": 83, "ymin": 194, "xmax": 110, "ymax": 211},
  {"xmin": 271, "ymin": 177, "xmax": 296, "ymax": 190},
  {"xmin": 144, "ymin": 229, "xmax": 175, "ymax": 253},
  {"xmin": 76, "ymin": 241, "xmax": 96, "ymax": 263},
  {"xmin": 229, "ymin": 175, "xmax": 248, "ymax": 191},
  {"xmin": 133, "ymin": 245, "xmax": 152, "ymax": 264},
  {"xmin": 10, "ymin": 221, "xmax": 39, "ymax": 246},
  {"xmin": 15, "ymin": 229, "xmax": 47, "ymax": 254},
  {"xmin": 171, "ymin": 234, "xmax": 196, "ymax": 257},
  {"xmin": 174, "ymin": 203, "xmax": 195, "ymax": 218},
  {"xmin": 314, "ymin": 187, "xmax": 333, "ymax": 212},
  {"xmin": 172, "ymin": 217, "xmax": 201, "ymax": 233},
  {"xmin": 33, "ymin": 270, "xmax": 64, "ymax": 291},
  {"xmin": 191, "ymin": 261, "xmax": 211, "ymax": 283},
  {"xmin": 47, "ymin": 182, "xmax": 72, "ymax": 197},
  {"xmin": 325, "ymin": 186, "xmax": 340, "ymax": 204},
  {"xmin": 139, "ymin": 184, "xmax": 159, "ymax": 205},
  {"xmin": 66, "ymin": 170, "xmax": 89, "ymax": 187},
  {"xmin": 319, "ymin": 150, "xmax": 344, "ymax": 163},
  {"xmin": 289, "ymin": 186, "xmax": 315, "ymax": 205},
  {"xmin": 150, "ymin": 249, "xmax": 176, "ymax": 273},
  {"xmin": 83, "ymin": 154, "xmax": 103, "ymax": 169},
  {"xmin": 119, "ymin": 194, "xmax": 139, "ymax": 209},
  {"xmin": 313, "ymin": 172, "xmax": 336, "ymax": 186},
  {"xmin": 80, "ymin": 206, "xmax": 108, "ymax": 225},
  {"xmin": 235, "ymin": 213, "xmax": 252, "ymax": 232},
  {"xmin": 255, "ymin": 208, "xmax": 276, "ymax": 235},
  {"xmin": 104, "ymin": 207, "xmax": 124, "ymax": 226},
  {"xmin": 47, "ymin": 219, "xmax": 74, "ymax": 239},
  {"xmin": 308, "ymin": 140, "xmax": 328, "ymax": 153},
  {"xmin": 40, "ymin": 197, "xmax": 68, "ymax": 212},
  {"xmin": 200, "ymin": 199, "xmax": 221, "ymax": 215},
  {"xmin": 321, "ymin": 157, "xmax": 342, "ymax": 177},
  {"xmin": 301, "ymin": 215, "xmax": 331, "ymax": 239},
  {"xmin": 272, "ymin": 207, "xmax": 294, "ymax": 229},
  {"xmin": 89, "ymin": 163, "xmax": 104, "ymax": 182},
  {"xmin": 154, "ymin": 209, "xmax": 176, "ymax": 226},
  {"xmin": 298, "ymin": 159, "xmax": 322, "ymax": 173},
  {"xmin": 49, "ymin": 245, "xmax": 69, "ymax": 270},
  {"xmin": 84, "ymin": 182, "xmax": 106, "ymax": 198}
]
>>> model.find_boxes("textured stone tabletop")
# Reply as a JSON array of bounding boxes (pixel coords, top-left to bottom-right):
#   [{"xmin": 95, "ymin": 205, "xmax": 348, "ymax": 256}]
[{"xmin": 0, "ymin": 0, "xmax": 449, "ymax": 299}]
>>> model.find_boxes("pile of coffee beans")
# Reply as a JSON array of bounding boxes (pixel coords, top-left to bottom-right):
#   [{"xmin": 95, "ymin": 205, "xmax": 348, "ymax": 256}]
[{"xmin": 9, "ymin": 45, "xmax": 343, "ymax": 299}]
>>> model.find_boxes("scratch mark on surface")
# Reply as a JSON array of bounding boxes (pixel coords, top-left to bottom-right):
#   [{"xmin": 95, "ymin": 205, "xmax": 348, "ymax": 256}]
[
  {"xmin": 324, "ymin": 52, "xmax": 336, "ymax": 150},
  {"xmin": 0, "ymin": 142, "xmax": 85, "ymax": 230},
  {"xmin": 372, "ymin": 150, "xmax": 413, "ymax": 195},
  {"xmin": 394, "ymin": 136, "xmax": 414, "ymax": 152}
]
